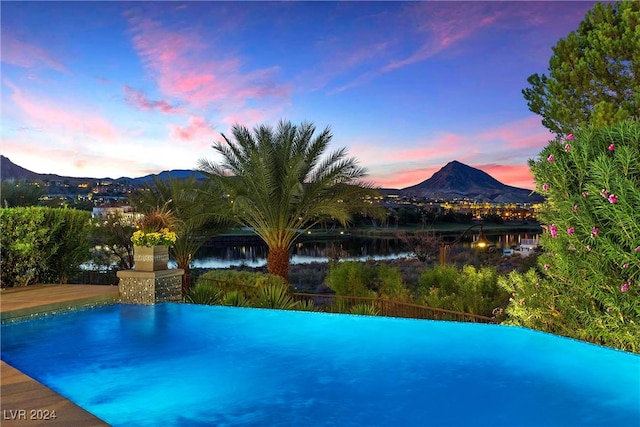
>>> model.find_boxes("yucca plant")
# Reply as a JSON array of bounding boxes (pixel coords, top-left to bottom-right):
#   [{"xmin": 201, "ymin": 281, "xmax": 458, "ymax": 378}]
[
  {"xmin": 294, "ymin": 298, "xmax": 317, "ymax": 312},
  {"xmin": 253, "ymin": 284, "xmax": 298, "ymax": 310},
  {"xmin": 349, "ymin": 303, "xmax": 379, "ymax": 316},
  {"xmin": 221, "ymin": 290, "xmax": 249, "ymax": 307},
  {"xmin": 184, "ymin": 284, "xmax": 222, "ymax": 305}
]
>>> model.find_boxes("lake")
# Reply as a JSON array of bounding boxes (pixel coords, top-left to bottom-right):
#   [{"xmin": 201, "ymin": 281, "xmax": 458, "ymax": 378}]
[{"xmin": 179, "ymin": 231, "xmax": 540, "ymax": 269}]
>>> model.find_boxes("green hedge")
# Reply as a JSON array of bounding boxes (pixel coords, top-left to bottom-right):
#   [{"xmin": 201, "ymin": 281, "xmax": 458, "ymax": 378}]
[{"xmin": 0, "ymin": 207, "xmax": 92, "ymax": 286}]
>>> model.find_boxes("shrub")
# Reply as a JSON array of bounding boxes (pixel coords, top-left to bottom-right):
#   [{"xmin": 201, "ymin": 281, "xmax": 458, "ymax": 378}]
[
  {"xmin": 294, "ymin": 298, "xmax": 317, "ymax": 312},
  {"xmin": 325, "ymin": 261, "xmax": 377, "ymax": 297},
  {"xmin": 349, "ymin": 303, "xmax": 379, "ymax": 316},
  {"xmin": 254, "ymin": 284, "xmax": 298, "ymax": 310},
  {"xmin": 193, "ymin": 270, "xmax": 291, "ymax": 309},
  {"xmin": 376, "ymin": 264, "xmax": 410, "ymax": 301},
  {"xmin": 40, "ymin": 208, "xmax": 93, "ymax": 284},
  {"xmin": 510, "ymin": 120, "xmax": 640, "ymax": 352},
  {"xmin": 184, "ymin": 283, "xmax": 222, "ymax": 305},
  {"xmin": 0, "ymin": 207, "xmax": 92, "ymax": 286},
  {"xmin": 498, "ymin": 269, "xmax": 561, "ymax": 332},
  {"xmin": 417, "ymin": 265, "xmax": 508, "ymax": 317},
  {"xmin": 196, "ymin": 270, "xmax": 288, "ymax": 289},
  {"xmin": 221, "ymin": 290, "xmax": 249, "ymax": 307}
]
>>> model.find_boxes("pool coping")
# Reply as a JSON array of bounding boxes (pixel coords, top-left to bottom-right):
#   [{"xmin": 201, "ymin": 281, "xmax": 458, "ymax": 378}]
[{"xmin": 1, "ymin": 284, "xmax": 119, "ymax": 426}]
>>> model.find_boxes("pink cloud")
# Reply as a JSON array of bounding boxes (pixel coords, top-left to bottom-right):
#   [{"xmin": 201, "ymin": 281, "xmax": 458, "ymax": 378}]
[
  {"xmin": 5, "ymin": 80, "xmax": 119, "ymax": 142},
  {"xmin": 125, "ymin": 13, "xmax": 290, "ymax": 109},
  {"xmin": 123, "ymin": 85, "xmax": 180, "ymax": 114},
  {"xmin": 390, "ymin": 134, "xmax": 465, "ymax": 162},
  {"xmin": 1, "ymin": 34, "xmax": 67, "ymax": 73},
  {"xmin": 1, "ymin": 139, "xmax": 142, "ymax": 178},
  {"xmin": 477, "ymin": 164, "xmax": 535, "ymax": 190},
  {"xmin": 373, "ymin": 166, "xmax": 441, "ymax": 189},
  {"xmin": 383, "ymin": 3, "xmax": 504, "ymax": 73},
  {"xmin": 331, "ymin": 3, "xmax": 505, "ymax": 93},
  {"xmin": 221, "ymin": 109, "xmax": 270, "ymax": 129},
  {"xmin": 169, "ymin": 115, "xmax": 218, "ymax": 146},
  {"xmin": 478, "ymin": 117, "xmax": 554, "ymax": 151},
  {"xmin": 350, "ymin": 132, "xmax": 467, "ymax": 167}
]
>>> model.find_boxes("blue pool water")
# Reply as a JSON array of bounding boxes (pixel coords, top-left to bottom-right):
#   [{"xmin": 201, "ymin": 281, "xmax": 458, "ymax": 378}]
[{"xmin": 2, "ymin": 303, "xmax": 639, "ymax": 427}]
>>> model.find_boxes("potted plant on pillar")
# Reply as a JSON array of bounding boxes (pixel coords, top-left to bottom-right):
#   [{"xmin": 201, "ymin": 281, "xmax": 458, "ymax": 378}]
[{"xmin": 131, "ymin": 206, "xmax": 177, "ymax": 272}]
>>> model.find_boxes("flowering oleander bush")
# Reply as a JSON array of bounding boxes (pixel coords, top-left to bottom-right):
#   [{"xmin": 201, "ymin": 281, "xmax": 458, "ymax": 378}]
[
  {"xmin": 500, "ymin": 120, "xmax": 640, "ymax": 352},
  {"xmin": 131, "ymin": 228, "xmax": 177, "ymax": 247}
]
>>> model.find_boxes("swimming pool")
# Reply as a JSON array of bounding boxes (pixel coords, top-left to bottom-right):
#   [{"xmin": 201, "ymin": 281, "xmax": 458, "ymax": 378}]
[{"xmin": 2, "ymin": 303, "xmax": 638, "ymax": 426}]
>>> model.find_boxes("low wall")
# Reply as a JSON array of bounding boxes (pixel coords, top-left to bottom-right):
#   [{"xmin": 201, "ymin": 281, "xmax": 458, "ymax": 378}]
[{"xmin": 117, "ymin": 269, "xmax": 184, "ymax": 304}]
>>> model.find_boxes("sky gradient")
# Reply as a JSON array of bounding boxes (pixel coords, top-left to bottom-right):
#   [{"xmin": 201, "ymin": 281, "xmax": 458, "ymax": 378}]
[{"xmin": 1, "ymin": 1, "xmax": 599, "ymax": 190}]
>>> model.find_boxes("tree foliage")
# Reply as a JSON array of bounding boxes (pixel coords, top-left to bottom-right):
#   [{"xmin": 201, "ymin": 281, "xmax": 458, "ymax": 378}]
[
  {"xmin": 1, "ymin": 180, "xmax": 45, "ymax": 207},
  {"xmin": 198, "ymin": 120, "xmax": 377, "ymax": 280},
  {"xmin": 502, "ymin": 120, "xmax": 640, "ymax": 352},
  {"xmin": 417, "ymin": 265, "xmax": 508, "ymax": 317},
  {"xmin": 0, "ymin": 207, "xmax": 92, "ymax": 286},
  {"xmin": 90, "ymin": 212, "xmax": 136, "ymax": 270},
  {"xmin": 522, "ymin": 1, "xmax": 640, "ymax": 135}
]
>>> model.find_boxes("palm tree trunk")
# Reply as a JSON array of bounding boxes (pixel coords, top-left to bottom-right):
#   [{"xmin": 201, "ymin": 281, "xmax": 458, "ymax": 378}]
[
  {"xmin": 267, "ymin": 246, "xmax": 289, "ymax": 281},
  {"xmin": 176, "ymin": 258, "xmax": 191, "ymax": 295}
]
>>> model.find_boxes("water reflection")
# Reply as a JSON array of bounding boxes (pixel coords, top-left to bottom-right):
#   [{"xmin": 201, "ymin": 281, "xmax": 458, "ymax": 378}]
[{"xmin": 172, "ymin": 232, "xmax": 539, "ymax": 269}]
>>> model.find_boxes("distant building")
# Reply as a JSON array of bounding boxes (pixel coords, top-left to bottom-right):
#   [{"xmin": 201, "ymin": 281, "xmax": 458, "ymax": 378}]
[{"xmin": 517, "ymin": 238, "xmax": 539, "ymax": 255}]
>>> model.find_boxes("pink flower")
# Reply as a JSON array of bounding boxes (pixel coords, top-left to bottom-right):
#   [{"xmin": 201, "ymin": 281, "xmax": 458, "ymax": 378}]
[
  {"xmin": 622, "ymin": 263, "xmax": 629, "ymax": 269},
  {"xmin": 591, "ymin": 227, "xmax": 599, "ymax": 236},
  {"xmin": 566, "ymin": 134, "xmax": 574, "ymax": 140},
  {"xmin": 608, "ymin": 194, "xmax": 617, "ymax": 204},
  {"xmin": 582, "ymin": 191, "xmax": 589, "ymax": 198},
  {"xmin": 601, "ymin": 189, "xmax": 609, "ymax": 198},
  {"xmin": 542, "ymin": 183, "xmax": 549, "ymax": 191},
  {"xmin": 608, "ymin": 144, "xmax": 615, "ymax": 151},
  {"xmin": 564, "ymin": 143, "xmax": 571, "ymax": 152},
  {"xmin": 635, "ymin": 246, "xmax": 640, "ymax": 252},
  {"xmin": 606, "ymin": 307, "xmax": 612, "ymax": 312},
  {"xmin": 544, "ymin": 264, "xmax": 550, "ymax": 271},
  {"xmin": 572, "ymin": 204, "xmax": 578, "ymax": 212},
  {"xmin": 567, "ymin": 227, "xmax": 575, "ymax": 234},
  {"xmin": 547, "ymin": 155, "xmax": 554, "ymax": 163},
  {"xmin": 550, "ymin": 224, "xmax": 558, "ymax": 238},
  {"xmin": 621, "ymin": 283, "xmax": 628, "ymax": 292}
]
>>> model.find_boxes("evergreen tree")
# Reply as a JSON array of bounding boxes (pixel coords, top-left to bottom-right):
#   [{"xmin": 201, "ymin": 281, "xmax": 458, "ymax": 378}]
[
  {"xmin": 522, "ymin": 1, "xmax": 640, "ymax": 135},
  {"xmin": 500, "ymin": 120, "xmax": 640, "ymax": 352}
]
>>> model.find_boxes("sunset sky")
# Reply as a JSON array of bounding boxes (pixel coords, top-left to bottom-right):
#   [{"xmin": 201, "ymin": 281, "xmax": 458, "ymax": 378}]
[{"xmin": 1, "ymin": 1, "xmax": 598, "ymax": 189}]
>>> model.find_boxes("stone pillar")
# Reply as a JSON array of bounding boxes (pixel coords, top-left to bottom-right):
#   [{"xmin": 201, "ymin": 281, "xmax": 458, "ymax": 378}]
[{"xmin": 117, "ymin": 269, "xmax": 184, "ymax": 304}]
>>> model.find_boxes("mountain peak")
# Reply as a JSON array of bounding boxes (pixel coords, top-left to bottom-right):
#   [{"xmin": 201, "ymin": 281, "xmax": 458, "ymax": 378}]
[{"xmin": 401, "ymin": 160, "xmax": 542, "ymax": 203}]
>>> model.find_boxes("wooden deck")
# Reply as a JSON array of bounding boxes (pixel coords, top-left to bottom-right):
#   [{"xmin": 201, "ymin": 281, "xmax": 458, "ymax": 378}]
[{"xmin": 1, "ymin": 284, "xmax": 119, "ymax": 426}]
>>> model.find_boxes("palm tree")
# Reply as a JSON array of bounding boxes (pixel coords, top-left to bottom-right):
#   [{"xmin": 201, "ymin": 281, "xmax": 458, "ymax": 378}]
[
  {"xmin": 131, "ymin": 175, "xmax": 229, "ymax": 293},
  {"xmin": 198, "ymin": 120, "xmax": 377, "ymax": 281}
]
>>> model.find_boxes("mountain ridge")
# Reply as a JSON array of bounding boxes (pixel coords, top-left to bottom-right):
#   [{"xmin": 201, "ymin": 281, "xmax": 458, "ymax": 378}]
[
  {"xmin": 0, "ymin": 155, "xmax": 204, "ymax": 185},
  {"xmin": 1, "ymin": 155, "xmax": 542, "ymax": 203}
]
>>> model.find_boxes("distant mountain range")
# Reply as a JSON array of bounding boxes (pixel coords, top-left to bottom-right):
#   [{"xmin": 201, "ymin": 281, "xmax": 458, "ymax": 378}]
[
  {"xmin": 1, "ymin": 155, "xmax": 542, "ymax": 203},
  {"xmin": 0, "ymin": 155, "xmax": 204, "ymax": 186}
]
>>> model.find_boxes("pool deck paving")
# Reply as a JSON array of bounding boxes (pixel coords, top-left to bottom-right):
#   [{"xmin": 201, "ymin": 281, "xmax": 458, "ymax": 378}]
[{"xmin": 1, "ymin": 284, "xmax": 119, "ymax": 426}]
